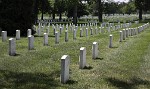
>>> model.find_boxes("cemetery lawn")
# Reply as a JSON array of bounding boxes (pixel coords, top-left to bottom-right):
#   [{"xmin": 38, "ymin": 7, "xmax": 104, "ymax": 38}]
[{"xmin": 0, "ymin": 23, "xmax": 150, "ymax": 89}]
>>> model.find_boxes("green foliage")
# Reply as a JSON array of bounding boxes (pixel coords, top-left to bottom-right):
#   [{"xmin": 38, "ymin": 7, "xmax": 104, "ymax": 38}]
[
  {"xmin": 0, "ymin": 0, "xmax": 36, "ymax": 36},
  {"xmin": 121, "ymin": 1, "xmax": 136, "ymax": 14},
  {"xmin": 67, "ymin": 3, "xmax": 89, "ymax": 18}
]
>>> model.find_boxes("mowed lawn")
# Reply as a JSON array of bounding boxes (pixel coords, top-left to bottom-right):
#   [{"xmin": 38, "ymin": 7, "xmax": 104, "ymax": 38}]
[{"xmin": 0, "ymin": 23, "xmax": 150, "ymax": 89}]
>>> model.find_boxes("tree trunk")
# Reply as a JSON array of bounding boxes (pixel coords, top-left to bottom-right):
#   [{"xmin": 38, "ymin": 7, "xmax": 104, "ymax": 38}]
[
  {"xmin": 139, "ymin": 8, "xmax": 142, "ymax": 20},
  {"xmin": 33, "ymin": 0, "xmax": 38, "ymax": 24},
  {"xmin": 41, "ymin": 0, "xmax": 44, "ymax": 20},
  {"xmin": 52, "ymin": 10, "xmax": 55, "ymax": 20},
  {"xmin": 59, "ymin": 13, "xmax": 62, "ymax": 21},
  {"xmin": 98, "ymin": 0, "xmax": 102, "ymax": 22},
  {"xmin": 73, "ymin": 5, "xmax": 77, "ymax": 26}
]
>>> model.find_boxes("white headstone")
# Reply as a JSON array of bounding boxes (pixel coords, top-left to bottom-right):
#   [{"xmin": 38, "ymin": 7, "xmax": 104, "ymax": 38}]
[
  {"xmin": 86, "ymin": 28, "xmax": 88, "ymax": 37},
  {"xmin": 60, "ymin": 55, "xmax": 70, "ymax": 83},
  {"xmin": 109, "ymin": 34, "xmax": 113, "ymax": 48},
  {"xmin": 60, "ymin": 27, "xmax": 62, "ymax": 35},
  {"xmin": 131, "ymin": 28, "xmax": 133, "ymax": 36},
  {"xmin": 92, "ymin": 42, "xmax": 98, "ymax": 59},
  {"xmin": 53, "ymin": 27, "xmax": 56, "ymax": 35},
  {"xmin": 65, "ymin": 30, "xmax": 68, "ymax": 42},
  {"xmin": 9, "ymin": 38, "xmax": 16, "ymax": 56},
  {"xmin": 16, "ymin": 30, "xmax": 20, "ymax": 40},
  {"xmin": 90, "ymin": 28, "xmax": 93, "ymax": 35},
  {"xmin": 43, "ymin": 33, "xmax": 48, "ymax": 46},
  {"xmin": 122, "ymin": 29, "xmax": 126, "ymax": 40},
  {"xmin": 46, "ymin": 28, "xmax": 49, "ymax": 35},
  {"xmin": 28, "ymin": 35, "xmax": 34, "ymax": 50},
  {"xmin": 73, "ymin": 29, "xmax": 76, "ymax": 40},
  {"xmin": 2, "ymin": 31, "xmax": 7, "ymax": 42},
  {"xmin": 27, "ymin": 29, "xmax": 31, "ymax": 37},
  {"xmin": 126, "ymin": 29, "xmax": 129, "ymax": 37},
  {"xmin": 79, "ymin": 47, "xmax": 86, "ymax": 69},
  {"xmin": 80, "ymin": 29, "xmax": 83, "ymax": 37},
  {"xmin": 95, "ymin": 27, "xmax": 98, "ymax": 34},
  {"xmin": 119, "ymin": 31, "xmax": 123, "ymax": 42},
  {"xmin": 55, "ymin": 32, "xmax": 59, "ymax": 44},
  {"xmin": 37, "ymin": 28, "xmax": 41, "ymax": 36}
]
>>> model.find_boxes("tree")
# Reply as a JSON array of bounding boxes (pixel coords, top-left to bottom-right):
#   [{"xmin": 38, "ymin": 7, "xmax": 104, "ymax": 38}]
[
  {"xmin": 0, "ymin": 0, "xmax": 36, "ymax": 36},
  {"xmin": 135, "ymin": 0, "xmax": 144, "ymax": 20},
  {"xmin": 39, "ymin": 0, "xmax": 51, "ymax": 20},
  {"xmin": 134, "ymin": 0, "xmax": 150, "ymax": 20},
  {"xmin": 55, "ymin": 0, "xmax": 66, "ymax": 21},
  {"xmin": 98, "ymin": 0, "xmax": 102, "ymax": 22},
  {"xmin": 66, "ymin": 0, "xmax": 78, "ymax": 25}
]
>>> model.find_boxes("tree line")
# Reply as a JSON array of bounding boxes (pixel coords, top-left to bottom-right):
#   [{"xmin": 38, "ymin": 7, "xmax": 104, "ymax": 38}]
[{"xmin": 0, "ymin": 0, "xmax": 149, "ymax": 36}]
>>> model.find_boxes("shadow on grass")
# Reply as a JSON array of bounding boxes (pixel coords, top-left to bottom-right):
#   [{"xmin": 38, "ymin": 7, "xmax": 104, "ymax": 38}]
[
  {"xmin": 48, "ymin": 35, "xmax": 55, "ymax": 38},
  {"xmin": 66, "ymin": 80, "xmax": 78, "ymax": 85},
  {"xmin": 105, "ymin": 77, "xmax": 150, "ymax": 89},
  {"xmin": 0, "ymin": 70, "xmax": 63, "ymax": 89},
  {"xmin": 83, "ymin": 66, "xmax": 93, "ymax": 70},
  {"xmin": 14, "ymin": 53, "xmax": 21, "ymax": 56},
  {"xmin": 34, "ymin": 35, "xmax": 43, "ymax": 37},
  {"xmin": 111, "ymin": 46, "xmax": 118, "ymax": 49},
  {"xmin": 94, "ymin": 57, "xmax": 104, "ymax": 60}
]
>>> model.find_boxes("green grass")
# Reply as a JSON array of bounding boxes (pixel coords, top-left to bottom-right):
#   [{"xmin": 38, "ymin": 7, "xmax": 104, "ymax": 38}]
[{"xmin": 0, "ymin": 23, "xmax": 150, "ymax": 89}]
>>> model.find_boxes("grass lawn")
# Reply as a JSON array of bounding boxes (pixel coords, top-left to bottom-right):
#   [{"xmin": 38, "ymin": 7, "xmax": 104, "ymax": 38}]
[{"xmin": 0, "ymin": 23, "xmax": 150, "ymax": 89}]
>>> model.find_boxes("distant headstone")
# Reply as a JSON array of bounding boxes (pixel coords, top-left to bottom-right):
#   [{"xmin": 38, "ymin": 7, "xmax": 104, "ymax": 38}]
[
  {"xmin": 73, "ymin": 29, "xmax": 76, "ymax": 40},
  {"xmin": 16, "ymin": 30, "xmax": 20, "ymax": 40},
  {"xmin": 126, "ymin": 29, "xmax": 129, "ymax": 37},
  {"xmin": 92, "ymin": 42, "xmax": 98, "ymax": 59},
  {"xmin": 90, "ymin": 28, "xmax": 93, "ymax": 35},
  {"xmin": 2, "ymin": 31, "xmax": 7, "ymax": 42},
  {"xmin": 60, "ymin": 27, "xmax": 62, "ymax": 35},
  {"xmin": 55, "ymin": 32, "xmax": 59, "ymax": 44},
  {"xmin": 28, "ymin": 35, "xmax": 34, "ymax": 50},
  {"xmin": 80, "ymin": 29, "xmax": 83, "ymax": 37},
  {"xmin": 46, "ymin": 28, "xmax": 49, "ymax": 35},
  {"xmin": 119, "ymin": 31, "xmax": 123, "ymax": 42},
  {"xmin": 53, "ymin": 27, "xmax": 56, "ymax": 35},
  {"xmin": 37, "ymin": 28, "xmax": 41, "ymax": 36},
  {"xmin": 79, "ymin": 47, "xmax": 86, "ymax": 69},
  {"xmin": 27, "ymin": 29, "xmax": 31, "ymax": 37},
  {"xmin": 43, "ymin": 33, "xmax": 48, "ymax": 46},
  {"xmin": 9, "ymin": 38, "xmax": 16, "ymax": 56},
  {"xmin": 122, "ymin": 29, "xmax": 126, "ymax": 40},
  {"xmin": 109, "ymin": 34, "xmax": 113, "ymax": 48},
  {"xmin": 65, "ymin": 30, "xmax": 68, "ymax": 42},
  {"xmin": 86, "ymin": 28, "xmax": 88, "ymax": 37}
]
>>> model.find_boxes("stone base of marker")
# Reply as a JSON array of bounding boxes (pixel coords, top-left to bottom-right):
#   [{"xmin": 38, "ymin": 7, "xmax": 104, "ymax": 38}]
[
  {"xmin": 92, "ymin": 42, "xmax": 98, "ymax": 59},
  {"xmin": 79, "ymin": 47, "xmax": 86, "ymax": 69},
  {"xmin": 9, "ymin": 38, "xmax": 16, "ymax": 56},
  {"xmin": 61, "ymin": 55, "xmax": 70, "ymax": 84}
]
